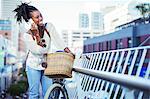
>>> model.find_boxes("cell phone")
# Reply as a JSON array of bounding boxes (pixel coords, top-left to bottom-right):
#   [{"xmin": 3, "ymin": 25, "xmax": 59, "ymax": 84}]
[
  {"xmin": 29, "ymin": 19, "xmax": 34, "ymax": 24},
  {"xmin": 29, "ymin": 19, "xmax": 38, "ymax": 29}
]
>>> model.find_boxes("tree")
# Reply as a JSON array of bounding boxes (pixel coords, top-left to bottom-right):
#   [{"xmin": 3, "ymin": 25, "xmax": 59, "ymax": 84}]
[{"xmin": 135, "ymin": 3, "xmax": 150, "ymax": 18}]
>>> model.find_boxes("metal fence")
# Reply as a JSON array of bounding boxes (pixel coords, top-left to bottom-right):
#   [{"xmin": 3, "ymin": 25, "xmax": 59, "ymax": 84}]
[{"xmin": 67, "ymin": 46, "xmax": 150, "ymax": 99}]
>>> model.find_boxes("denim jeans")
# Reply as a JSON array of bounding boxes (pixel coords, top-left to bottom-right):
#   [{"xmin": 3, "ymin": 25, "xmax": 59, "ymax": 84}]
[{"xmin": 26, "ymin": 66, "xmax": 52, "ymax": 99}]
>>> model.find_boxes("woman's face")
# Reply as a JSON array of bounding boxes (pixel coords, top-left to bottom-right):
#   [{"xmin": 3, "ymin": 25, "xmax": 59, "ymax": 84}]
[{"xmin": 30, "ymin": 10, "xmax": 43, "ymax": 26}]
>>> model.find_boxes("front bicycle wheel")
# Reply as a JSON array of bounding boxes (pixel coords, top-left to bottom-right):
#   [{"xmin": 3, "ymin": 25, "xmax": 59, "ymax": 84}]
[{"xmin": 44, "ymin": 83, "xmax": 69, "ymax": 99}]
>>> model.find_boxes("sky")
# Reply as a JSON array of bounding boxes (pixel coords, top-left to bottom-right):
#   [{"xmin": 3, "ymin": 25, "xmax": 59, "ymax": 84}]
[{"xmin": 26, "ymin": 0, "xmax": 150, "ymax": 34}]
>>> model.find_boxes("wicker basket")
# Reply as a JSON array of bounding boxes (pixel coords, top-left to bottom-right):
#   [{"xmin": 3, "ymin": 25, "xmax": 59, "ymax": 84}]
[{"xmin": 44, "ymin": 52, "xmax": 74, "ymax": 78}]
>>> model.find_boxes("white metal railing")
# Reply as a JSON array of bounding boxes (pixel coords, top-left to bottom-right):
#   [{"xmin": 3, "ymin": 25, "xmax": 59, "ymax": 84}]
[
  {"xmin": 67, "ymin": 46, "xmax": 150, "ymax": 99},
  {"xmin": 138, "ymin": 36, "xmax": 150, "ymax": 47},
  {"xmin": 73, "ymin": 67, "xmax": 150, "ymax": 91}
]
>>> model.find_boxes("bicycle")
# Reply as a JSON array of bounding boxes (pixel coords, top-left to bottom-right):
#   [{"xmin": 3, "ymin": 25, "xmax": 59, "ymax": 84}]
[
  {"xmin": 44, "ymin": 52, "xmax": 85, "ymax": 99},
  {"xmin": 44, "ymin": 78, "xmax": 69, "ymax": 99},
  {"xmin": 43, "ymin": 51, "xmax": 77, "ymax": 99}
]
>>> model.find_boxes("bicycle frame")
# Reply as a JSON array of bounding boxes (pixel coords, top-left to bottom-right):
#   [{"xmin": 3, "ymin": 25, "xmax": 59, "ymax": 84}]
[{"xmin": 44, "ymin": 78, "xmax": 69, "ymax": 99}]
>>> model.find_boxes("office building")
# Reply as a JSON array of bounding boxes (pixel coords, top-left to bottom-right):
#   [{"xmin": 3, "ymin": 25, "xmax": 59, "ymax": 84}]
[
  {"xmin": 104, "ymin": 0, "xmax": 142, "ymax": 33},
  {"xmin": 61, "ymin": 30, "xmax": 69, "ymax": 46},
  {"xmin": 84, "ymin": 19, "xmax": 150, "ymax": 53},
  {"xmin": 79, "ymin": 12, "xmax": 104, "ymax": 31},
  {"xmin": 79, "ymin": 13, "xmax": 89, "ymax": 29},
  {"xmin": 0, "ymin": 19, "xmax": 11, "ymax": 39},
  {"xmin": 0, "ymin": 0, "xmax": 24, "ymax": 49},
  {"xmin": 91, "ymin": 12, "xmax": 103, "ymax": 30}
]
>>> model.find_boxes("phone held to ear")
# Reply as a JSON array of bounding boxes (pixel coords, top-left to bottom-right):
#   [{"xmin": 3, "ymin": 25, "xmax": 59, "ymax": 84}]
[
  {"xmin": 28, "ymin": 20, "xmax": 46, "ymax": 48},
  {"xmin": 29, "ymin": 20, "xmax": 37, "ymax": 30}
]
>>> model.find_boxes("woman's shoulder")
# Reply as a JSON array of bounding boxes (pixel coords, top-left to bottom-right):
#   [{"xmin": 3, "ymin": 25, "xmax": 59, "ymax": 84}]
[{"xmin": 23, "ymin": 31, "xmax": 34, "ymax": 41}]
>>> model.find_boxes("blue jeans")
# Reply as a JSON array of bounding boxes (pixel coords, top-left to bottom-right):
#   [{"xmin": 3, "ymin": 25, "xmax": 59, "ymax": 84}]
[{"xmin": 26, "ymin": 66, "xmax": 52, "ymax": 99}]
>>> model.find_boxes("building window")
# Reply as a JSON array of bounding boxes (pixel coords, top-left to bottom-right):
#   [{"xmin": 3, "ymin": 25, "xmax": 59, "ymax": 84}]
[
  {"xmin": 0, "ymin": 26, "xmax": 11, "ymax": 30},
  {"xmin": 99, "ymin": 43, "xmax": 101, "ymax": 51},
  {"xmin": 101, "ymin": 43, "xmax": 103, "ymax": 51},
  {"xmin": 83, "ymin": 32, "xmax": 90, "ymax": 34},
  {"xmin": 83, "ymin": 36, "xmax": 90, "ymax": 40},
  {"xmin": 128, "ymin": 38, "xmax": 132, "ymax": 48},
  {"xmin": 73, "ymin": 36, "xmax": 80, "ymax": 38},
  {"xmin": 116, "ymin": 40, "xmax": 119, "ymax": 49},
  {"xmin": 73, "ymin": 32, "xmax": 80, "ymax": 34},
  {"xmin": 116, "ymin": 39, "xmax": 122, "ymax": 49},
  {"xmin": 136, "ymin": 37, "xmax": 140, "ymax": 46},
  {"xmin": 120, "ymin": 39, "xmax": 123, "ymax": 48},
  {"xmin": 93, "ymin": 43, "xmax": 98, "ymax": 52},
  {"xmin": 83, "ymin": 45, "xmax": 86, "ymax": 53},
  {"xmin": 108, "ymin": 41, "xmax": 111, "ymax": 50}
]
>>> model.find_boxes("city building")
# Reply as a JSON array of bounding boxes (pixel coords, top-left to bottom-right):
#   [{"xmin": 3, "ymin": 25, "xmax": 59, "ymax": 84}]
[
  {"xmin": 0, "ymin": 0, "xmax": 27, "ymax": 65},
  {"xmin": 91, "ymin": 12, "xmax": 104, "ymax": 30},
  {"xmin": 61, "ymin": 30, "xmax": 69, "ymax": 47},
  {"xmin": 104, "ymin": 0, "xmax": 142, "ymax": 33},
  {"xmin": 0, "ymin": 35, "xmax": 5, "ymax": 70},
  {"xmin": 68, "ymin": 11, "xmax": 104, "ymax": 51},
  {"xmin": 0, "ymin": 0, "xmax": 23, "ymax": 92},
  {"xmin": 79, "ymin": 13, "xmax": 89, "ymax": 29},
  {"xmin": 83, "ymin": 19, "xmax": 150, "ymax": 53},
  {"xmin": 0, "ymin": 0, "xmax": 21, "ymax": 18},
  {"xmin": 18, "ymin": 33, "xmax": 26, "ymax": 53},
  {"xmin": 0, "ymin": 0, "xmax": 23, "ymax": 49},
  {"xmin": 0, "ymin": 19, "xmax": 16, "ymax": 66},
  {"xmin": 70, "ymin": 29, "xmax": 102, "ymax": 52},
  {"xmin": 79, "ymin": 12, "xmax": 104, "ymax": 31},
  {"xmin": 0, "ymin": 19, "xmax": 11, "ymax": 40},
  {"xmin": 0, "ymin": 34, "xmax": 17, "ymax": 92}
]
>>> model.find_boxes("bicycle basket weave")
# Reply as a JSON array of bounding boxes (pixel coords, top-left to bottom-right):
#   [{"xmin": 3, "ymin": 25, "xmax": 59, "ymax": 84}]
[{"xmin": 44, "ymin": 52, "xmax": 74, "ymax": 78}]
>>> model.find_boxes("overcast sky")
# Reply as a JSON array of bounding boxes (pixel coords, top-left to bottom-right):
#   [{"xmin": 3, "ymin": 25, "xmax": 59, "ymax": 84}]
[{"xmin": 26, "ymin": 0, "xmax": 149, "ymax": 33}]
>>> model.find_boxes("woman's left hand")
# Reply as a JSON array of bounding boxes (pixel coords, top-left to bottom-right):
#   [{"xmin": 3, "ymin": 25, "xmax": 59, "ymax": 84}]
[
  {"xmin": 64, "ymin": 47, "xmax": 71, "ymax": 53},
  {"xmin": 64, "ymin": 47, "xmax": 75, "ymax": 59}
]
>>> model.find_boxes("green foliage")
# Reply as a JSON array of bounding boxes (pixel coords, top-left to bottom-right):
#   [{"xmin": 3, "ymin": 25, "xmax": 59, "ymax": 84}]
[
  {"xmin": 18, "ymin": 67, "xmax": 27, "ymax": 78},
  {"xmin": 7, "ymin": 66, "xmax": 29, "ymax": 97},
  {"xmin": 7, "ymin": 80, "xmax": 28, "ymax": 96},
  {"xmin": 135, "ymin": 3, "xmax": 150, "ymax": 18}
]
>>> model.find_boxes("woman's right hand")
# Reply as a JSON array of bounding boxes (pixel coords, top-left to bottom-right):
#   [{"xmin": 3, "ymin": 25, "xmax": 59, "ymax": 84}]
[
  {"xmin": 31, "ymin": 23, "xmax": 38, "ymax": 31},
  {"xmin": 30, "ymin": 23, "xmax": 43, "ymax": 47},
  {"xmin": 30, "ymin": 23, "xmax": 38, "ymax": 35}
]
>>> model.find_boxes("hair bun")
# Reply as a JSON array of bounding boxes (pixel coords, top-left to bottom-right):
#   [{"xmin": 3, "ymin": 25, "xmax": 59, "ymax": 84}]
[{"xmin": 13, "ymin": 2, "xmax": 37, "ymax": 23}]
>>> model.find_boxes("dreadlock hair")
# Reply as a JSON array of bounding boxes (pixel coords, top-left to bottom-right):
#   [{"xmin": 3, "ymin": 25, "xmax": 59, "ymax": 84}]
[{"xmin": 13, "ymin": 2, "xmax": 38, "ymax": 23}]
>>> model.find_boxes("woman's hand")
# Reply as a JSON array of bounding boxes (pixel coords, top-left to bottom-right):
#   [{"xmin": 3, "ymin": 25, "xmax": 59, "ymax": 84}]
[
  {"xmin": 30, "ymin": 23, "xmax": 38, "ymax": 35},
  {"xmin": 30, "ymin": 23, "xmax": 45, "ymax": 47},
  {"xmin": 31, "ymin": 23, "xmax": 38, "ymax": 31},
  {"xmin": 64, "ymin": 47, "xmax": 75, "ymax": 59},
  {"xmin": 64, "ymin": 47, "xmax": 71, "ymax": 53}
]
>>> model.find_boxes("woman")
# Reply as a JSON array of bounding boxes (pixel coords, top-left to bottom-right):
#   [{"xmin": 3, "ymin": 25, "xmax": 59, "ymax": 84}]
[{"xmin": 14, "ymin": 3, "xmax": 71, "ymax": 99}]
